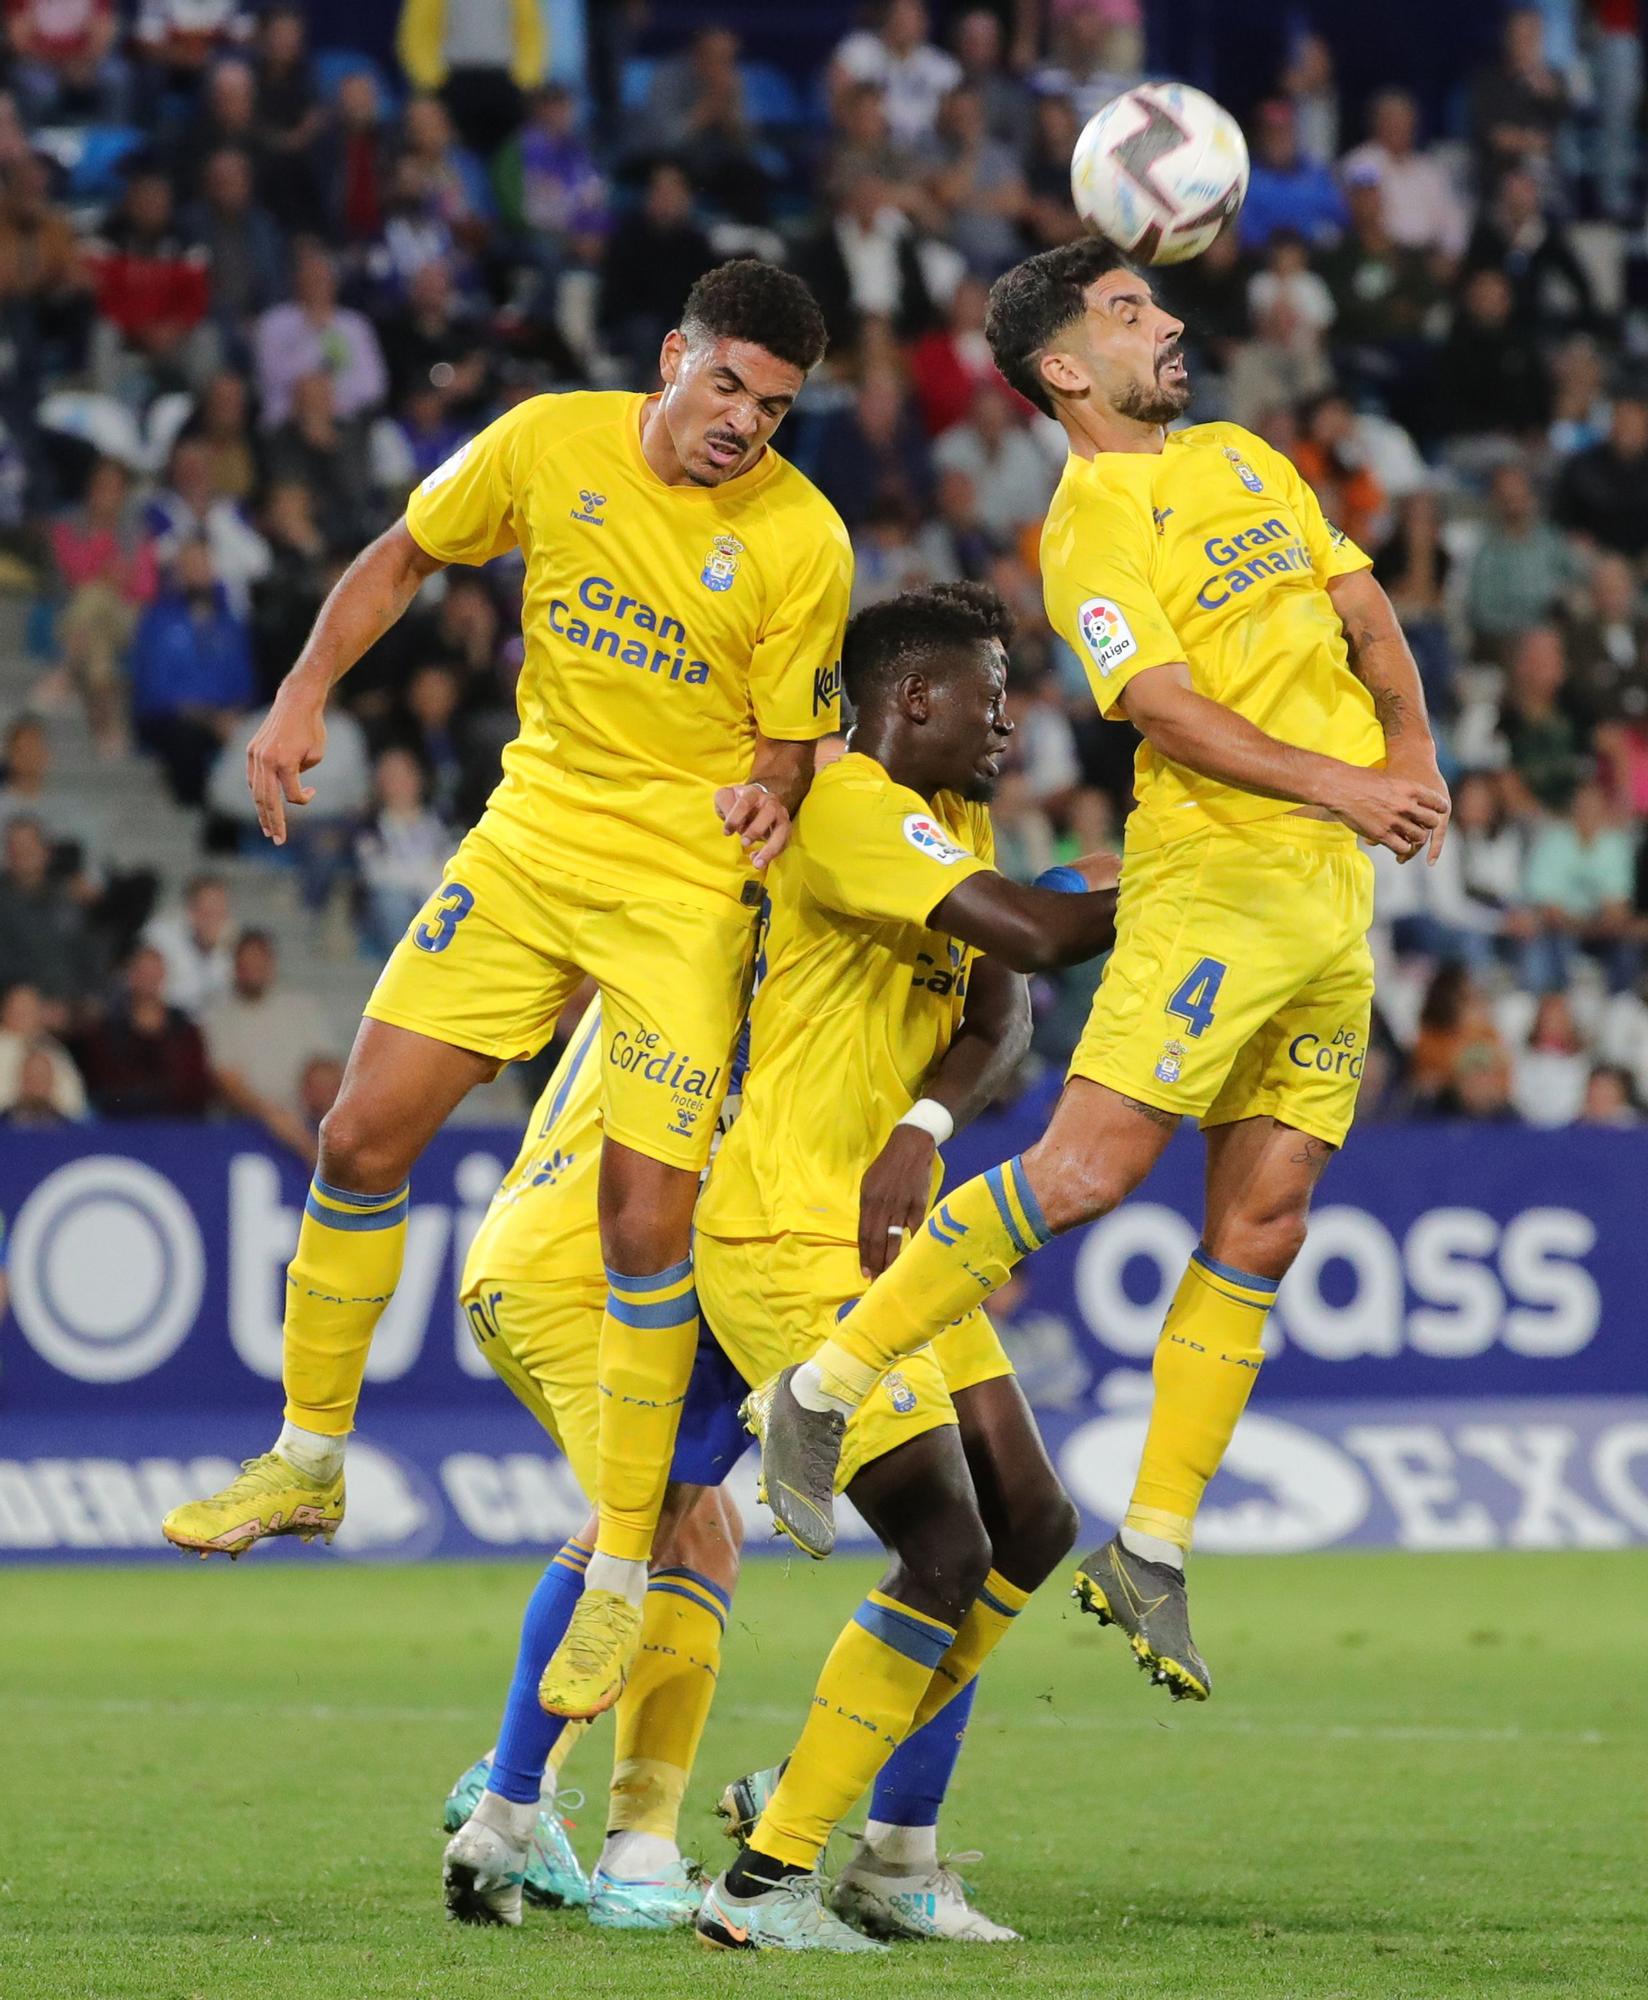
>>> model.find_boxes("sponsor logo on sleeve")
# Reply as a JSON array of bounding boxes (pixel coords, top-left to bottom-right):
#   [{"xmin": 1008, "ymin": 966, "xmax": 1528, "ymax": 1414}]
[
  {"xmin": 902, "ymin": 813, "xmax": 969, "ymax": 865},
  {"xmin": 420, "ymin": 441, "xmax": 471, "ymax": 494},
  {"xmin": 1077, "ymin": 597, "xmax": 1138, "ymax": 678},
  {"xmin": 812, "ymin": 659, "xmax": 842, "ymax": 716}
]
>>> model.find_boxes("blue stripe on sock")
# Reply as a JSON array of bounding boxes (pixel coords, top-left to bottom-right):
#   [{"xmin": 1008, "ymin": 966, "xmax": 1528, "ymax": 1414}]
[
  {"xmin": 606, "ymin": 1288, "xmax": 699, "ymax": 1330},
  {"xmin": 651, "ymin": 1565, "xmax": 733, "ymax": 1615},
  {"xmin": 311, "ymin": 1176, "xmax": 408, "ymax": 1210},
  {"xmin": 1191, "ymin": 1245, "xmax": 1279, "ymax": 1295},
  {"xmin": 304, "ymin": 1193, "xmax": 408, "ymax": 1232},
  {"xmin": 976, "ymin": 1581, "xmax": 1021, "ymax": 1620},
  {"xmin": 605, "ymin": 1255, "xmax": 694, "ymax": 1294},
  {"xmin": 648, "ymin": 1579, "xmax": 727, "ymax": 1630},
  {"xmin": 983, "ymin": 1164, "xmax": 1033, "ymax": 1255},
  {"xmin": 869, "ymin": 1676, "xmax": 978, "ymax": 1830},
  {"xmin": 1009, "ymin": 1156, "xmax": 1052, "ymax": 1247},
  {"xmin": 853, "ymin": 1597, "xmax": 956, "ymax": 1670}
]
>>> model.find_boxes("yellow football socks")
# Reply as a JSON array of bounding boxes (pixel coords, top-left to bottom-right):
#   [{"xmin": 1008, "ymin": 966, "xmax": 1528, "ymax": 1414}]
[
  {"xmin": 910, "ymin": 1568, "xmax": 1031, "ymax": 1732},
  {"xmin": 608, "ymin": 1567, "xmax": 730, "ymax": 1839},
  {"xmin": 752, "ymin": 1590, "xmax": 958, "ymax": 1870},
  {"xmin": 281, "ymin": 1177, "xmax": 410, "ymax": 1433},
  {"xmin": 1125, "ymin": 1246, "xmax": 1276, "ymax": 1551},
  {"xmin": 813, "ymin": 1157, "xmax": 1052, "ymax": 1404},
  {"xmin": 594, "ymin": 1258, "xmax": 700, "ymax": 1564}
]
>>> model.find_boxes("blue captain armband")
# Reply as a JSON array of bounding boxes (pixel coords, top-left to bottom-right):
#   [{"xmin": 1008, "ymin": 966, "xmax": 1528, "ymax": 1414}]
[{"xmin": 1033, "ymin": 865, "xmax": 1088, "ymax": 895}]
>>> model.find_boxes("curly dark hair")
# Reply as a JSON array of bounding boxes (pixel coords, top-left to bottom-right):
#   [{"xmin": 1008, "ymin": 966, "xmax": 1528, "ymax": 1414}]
[
  {"xmin": 985, "ymin": 239, "xmax": 1133, "ymax": 416},
  {"xmin": 842, "ymin": 581, "xmax": 1014, "ymax": 712},
  {"xmin": 680, "ymin": 258, "xmax": 829, "ymax": 373}
]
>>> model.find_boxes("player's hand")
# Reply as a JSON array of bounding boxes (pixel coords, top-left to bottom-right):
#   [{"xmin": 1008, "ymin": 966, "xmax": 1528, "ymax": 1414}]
[
  {"xmin": 1386, "ymin": 751, "xmax": 1451, "ymax": 865},
  {"xmin": 858, "ymin": 1125, "xmax": 937, "ymax": 1280},
  {"xmin": 246, "ymin": 688, "xmax": 327, "ymax": 846},
  {"xmin": 715, "ymin": 782, "xmax": 791, "ymax": 868},
  {"xmin": 1319, "ymin": 763, "xmax": 1448, "ymax": 861},
  {"xmin": 1067, "ymin": 849, "xmax": 1123, "ymax": 893}
]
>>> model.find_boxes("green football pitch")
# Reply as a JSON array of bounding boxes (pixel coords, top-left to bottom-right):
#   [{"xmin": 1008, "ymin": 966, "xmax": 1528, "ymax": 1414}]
[{"xmin": 1, "ymin": 1551, "xmax": 1643, "ymax": 2000}]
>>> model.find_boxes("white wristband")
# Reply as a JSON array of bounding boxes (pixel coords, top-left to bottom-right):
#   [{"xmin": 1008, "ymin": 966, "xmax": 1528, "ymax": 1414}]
[{"xmin": 897, "ymin": 1098, "xmax": 954, "ymax": 1146}]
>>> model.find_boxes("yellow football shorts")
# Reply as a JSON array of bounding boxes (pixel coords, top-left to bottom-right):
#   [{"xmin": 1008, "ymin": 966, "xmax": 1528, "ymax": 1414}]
[
  {"xmin": 367, "ymin": 821, "xmax": 757, "ymax": 1170},
  {"xmin": 695, "ymin": 1231, "xmax": 1013, "ymax": 1491},
  {"xmin": 1073, "ymin": 815, "xmax": 1376, "ymax": 1148},
  {"xmin": 460, "ymin": 1273, "xmax": 606, "ymax": 1496}
]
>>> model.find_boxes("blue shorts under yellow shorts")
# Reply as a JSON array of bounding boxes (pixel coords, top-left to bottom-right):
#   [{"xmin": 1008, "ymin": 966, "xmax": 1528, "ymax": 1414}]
[
  {"xmin": 1073, "ymin": 815, "xmax": 1376, "ymax": 1149},
  {"xmin": 366, "ymin": 820, "xmax": 757, "ymax": 1171},
  {"xmin": 461, "ymin": 1271, "xmax": 752, "ymax": 1495},
  {"xmin": 694, "ymin": 1231, "xmax": 1013, "ymax": 1492}
]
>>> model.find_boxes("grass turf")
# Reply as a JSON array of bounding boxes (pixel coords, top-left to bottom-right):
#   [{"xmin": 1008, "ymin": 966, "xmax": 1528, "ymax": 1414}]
[{"xmin": 0, "ymin": 1551, "xmax": 1643, "ymax": 1999}]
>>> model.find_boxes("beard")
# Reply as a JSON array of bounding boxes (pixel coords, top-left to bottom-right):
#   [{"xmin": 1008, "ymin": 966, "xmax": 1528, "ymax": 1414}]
[
  {"xmin": 961, "ymin": 770, "xmax": 1001, "ymax": 804},
  {"xmin": 1113, "ymin": 373, "xmax": 1192, "ymax": 425}
]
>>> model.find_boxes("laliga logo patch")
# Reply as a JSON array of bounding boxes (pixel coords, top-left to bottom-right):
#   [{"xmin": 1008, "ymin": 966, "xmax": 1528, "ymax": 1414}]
[
  {"xmin": 1077, "ymin": 596, "xmax": 1137, "ymax": 679},
  {"xmin": 901, "ymin": 813, "xmax": 969, "ymax": 866},
  {"xmin": 701, "ymin": 531, "xmax": 744, "ymax": 592},
  {"xmin": 1155, "ymin": 1038, "xmax": 1186, "ymax": 1085},
  {"xmin": 419, "ymin": 440, "xmax": 471, "ymax": 494},
  {"xmin": 1223, "ymin": 445, "xmax": 1264, "ymax": 495},
  {"xmin": 884, "ymin": 1370, "xmax": 918, "ymax": 1414}
]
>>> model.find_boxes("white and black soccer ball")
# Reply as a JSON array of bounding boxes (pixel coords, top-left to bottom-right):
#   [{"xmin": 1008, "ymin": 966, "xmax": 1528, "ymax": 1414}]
[{"xmin": 1070, "ymin": 82, "xmax": 1250, "ymax": 265}]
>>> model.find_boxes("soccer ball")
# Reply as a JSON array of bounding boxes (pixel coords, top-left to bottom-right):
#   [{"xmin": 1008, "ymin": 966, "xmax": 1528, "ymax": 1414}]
[{"xmin": 1071, "ymin": 82, "xmax": 1249, "ymax": 265}]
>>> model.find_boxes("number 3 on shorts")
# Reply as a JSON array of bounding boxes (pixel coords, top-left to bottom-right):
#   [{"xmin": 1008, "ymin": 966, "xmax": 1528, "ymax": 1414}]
[
  {"xmin": 1166, "ymin": 955, "xmax": 1227, "ymax": 1038},
  {"xmin": 414, "ymin": 880, "xmax": 475, "ymax": 954}
]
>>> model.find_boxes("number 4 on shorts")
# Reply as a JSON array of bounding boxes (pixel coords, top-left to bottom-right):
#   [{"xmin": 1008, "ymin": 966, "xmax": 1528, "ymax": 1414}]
[{"xmin": 1166, "ymin": 955, "xmax": 1227, "ymax": 1038}]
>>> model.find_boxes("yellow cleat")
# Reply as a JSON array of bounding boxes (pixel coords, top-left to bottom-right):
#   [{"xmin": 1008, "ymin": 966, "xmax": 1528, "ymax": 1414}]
[
  {"xmin": 538, "ymin": 1589, "xmax": 642, "ymax": 1719},
  {"xmin": 160, "ymin": 1452, "xmax": 345, "ymax": 1560}
]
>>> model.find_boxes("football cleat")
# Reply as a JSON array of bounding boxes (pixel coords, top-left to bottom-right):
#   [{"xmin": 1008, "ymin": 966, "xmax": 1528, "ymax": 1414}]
[
  {"xmin": 832, "ymin": 1850, "xmax": 1020, "ymax": 1943},
  {"xmin": 441, "ymin": 1755, "xmax": 590, "ymax": 1909},
  {"xmin": 696, "ymin": 1866, "xmax": 888, "ymax": 1954},
  {"xmin": 538, "ymin": 1589, "xmax": 642, "ymax": 1719},
  {"xmin": 442, "ymin": 1816, "xmax": 526, "ymax": 1927},
  {"xmin": 1072, "ymin": 1533, "xmax": 1211, "ymax": 1701},
  {"xmin": 716, "ymin": 1762, "xmax": 787, "ymax": 1846},
  {"xmin": 742, "ymin": 1367, "xmax": 842, "ymax": 1560},
  {"xmin": 589, "ymin": 1858, "xmax": 702, "ymax": 1930},
  {"xmin": 160, "ymin": 1452, "xmax": 344, "ymax": 1559}
]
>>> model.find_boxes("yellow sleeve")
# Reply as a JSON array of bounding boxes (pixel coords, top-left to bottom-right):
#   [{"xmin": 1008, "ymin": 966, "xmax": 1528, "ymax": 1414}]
[
  {"xmin": 798, "ymin": 768, "xmax": 994, "ymax": 927},
  {"xmin": 395, "ymin": 0, "xmax": 446, "ymax": 91},
  {"xmin": 748, "ymin": 504, "xmax": 853, "ymax": 740},
  {"xmin": 1250, "ymin": 433, "xmax": 1373, "ymax": 583},
  {"xmin": 404, "ymin": 401, "xmax": 540, "ymax": 566},
  {"xmin": 509, "ymin": 0, "xmax": 547, "ymax": 89},
  {"xmin": 1043, "ymin": 485, "xmax": 1186, "ymax": 717}
]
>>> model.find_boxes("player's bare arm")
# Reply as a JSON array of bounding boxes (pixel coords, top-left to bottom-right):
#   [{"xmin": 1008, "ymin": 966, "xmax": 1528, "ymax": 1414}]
[
  {"xmin": 247, "ymin": 520, "xmax": 445, "ymax": 844},
  {"xmin": 1327, "ymin": 567, "xmax": 1452, "ymax": 864},
  {"xmin": 715, "ymin": 733, "xmax": 816, "ymax": 868},
  {"xmin": 929, "ymin": 851, "xmax": 1120, "ymax": 972},
  {"xmin": 858, "ymin": 956, "xmax": 1032, "ymax": 1278},
  {"xmin": 1117, "ymin": 662, "xmax": 1448, "ymax": 860}
]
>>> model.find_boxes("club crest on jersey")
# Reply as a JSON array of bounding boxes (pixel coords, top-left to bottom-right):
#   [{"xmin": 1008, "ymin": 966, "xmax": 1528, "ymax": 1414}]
[
  {"xmin": 902, "ymin": 813, "xmax": 969, "ymax": 865},
  {"xmin": 1077, "ymin": 596, "xmax": 1137, "ymax": 678},
  {"xmin": 701, "ymin": 532, "xmax": 744, "ymax": 592},
  {"xmin": 1222, "ymin": 445, "xmax": 1264, "ymax": 495},
  {"xmin": 884, "ymin": 1371, "xmax": 918, "ymax": 1414},
  {"xmin": 571, "ymin": 488, "xmax": 606, "ymax": 525},
  {"xmin": 1155, "ymin": 1038, "xmax": 1186, "ymax": 1085}
]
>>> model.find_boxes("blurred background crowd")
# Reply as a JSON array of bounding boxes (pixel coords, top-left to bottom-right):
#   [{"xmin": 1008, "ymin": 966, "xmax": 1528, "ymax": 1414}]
[{"xmin": 2, "ymin": 0, "xmax": 1648, "ymax": 1154}]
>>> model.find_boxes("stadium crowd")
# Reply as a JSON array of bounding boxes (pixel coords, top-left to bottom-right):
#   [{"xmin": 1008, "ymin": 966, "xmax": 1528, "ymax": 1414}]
[{"xmin": 1, "ymin": 0, "xmax": 1648, "ymax": 1145}]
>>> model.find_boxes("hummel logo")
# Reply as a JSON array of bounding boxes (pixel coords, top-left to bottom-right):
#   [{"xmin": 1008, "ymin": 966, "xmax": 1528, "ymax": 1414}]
[
  {"xmin": 1153, "ymin": 506, "xmax": 1174, "ymax": 534},
  {"xmin": 571, "ymin": 489, "xmax": 606, "ymax": 525}
]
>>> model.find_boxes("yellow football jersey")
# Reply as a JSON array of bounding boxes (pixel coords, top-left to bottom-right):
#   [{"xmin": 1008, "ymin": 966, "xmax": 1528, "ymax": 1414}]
[
  {"xmin": 404, "ymin": 390, "xmax": 852, "ymax": 913},
  {"xmin": 696, "ymin": 752, "xmax": 994, "ymax": 1245},
  {"xmin": 1040, "ymin": 422, "xmax": 1383, "ymax": 850}
]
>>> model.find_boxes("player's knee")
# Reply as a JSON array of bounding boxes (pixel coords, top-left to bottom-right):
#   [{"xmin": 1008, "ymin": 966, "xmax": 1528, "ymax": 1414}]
[
  {"xmin": 1021, "ymin": 1139, "xmax": 1133, "ymax": 1234},
  {"xmin": 655, "ymin": 1482, "xmax": 742, "ymax": 1592},
  {"xmin": 886, "ymin": 1506, "xmax": 992, "ymax": 1625},
  {"xmin": 1002, "ymin": 1486, "xmax": 1081, "ymax": 1589},
  {"xmin": 1210, "ymin": 1201, "xmax": 1309, "ymax": 1281},
  {"xmin": 316, "ymin": 1097, "xmax": 410, "ymax": 1192}
]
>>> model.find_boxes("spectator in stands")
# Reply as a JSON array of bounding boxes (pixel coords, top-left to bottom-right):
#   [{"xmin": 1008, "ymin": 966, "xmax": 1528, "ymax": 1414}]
[
  {"xmin": 1512, "ymin": 989, "xmax": 1591, "ymax": 1126},
  {"xmin": 1464, "ymin": 167, "xmax": 1593, "ymax": 337},
  {"xmin": 396, "ymin": 0, "xmax": 545, "ymax": 155},
  {"xmin": 647, "ymin": 26, "xmax": 773, "ymax": 226},
  {"xmin": 1591, "ymin": 0, "xmax": 1644, "ymax": 221},
  {"xmin": 1031, "ymin": 0, "xmax": 1143, "ymax": 124},
  {"xmin": 794, "ymin": 168, "xmax": 937, "ymax": 357},
  {"xmin": 144, "ymin": 434, "xmax": 270, "ymax": 613},
  {"xmin": 1438, "ymin": 1040, "xmax": 1520, "ymax": 1121},
  {"xmin": 1246, "ymin": 231, "xmax": 1337, "ymax": 406},
  {"xmin": 377, "ymin": 257, "xmax": 489, "ymax": 414},
  {"xmin": 85, "ymin": 162, "xmax": 213, "ymax": 399},
  {"xmin": 1005, "ymin": 668, "xmax": 1084, "ymax": 825},
  {"xmin": 1408, "ymin": 769, "xmax": 1528, "ymax": 970},
  {"xmin": 1466, "ymin": 462, "xmax": 1584, "ymax": 659},
  {"xmin": 355, "ymin": 747, "xmax": 451, "ymax": 957},
  {"xmin": 1498, "ymin": 625, "xmax": 1587, "ymax": 816},
  {"xmin": 0, "ymin": 979, "xmax": 86, "ymax": 1120},
  {"xmin": 1278, "ymin": 31, "xmax": 1339, "ymax": 166},
  {"xmin": 1547, "ymin": 333, "xmax": 1611, "ymax": 457},
  {"xmin": 1564, "ymin": 552, "xmax": 1648, "ymax": 736},
  {"xmin": 397, "ymin": 92, "xmax": 496, "ymax": 254},
  {"xmin": 6, "ymin": 0, "xmax": 130, "ymax": 126},
  {"xmin": 1240, "ymin": 99, "xmax": 1347, "ymax": 252},
  {"xmin": 596, "ymin": 162, "xmax": 715, "ymax": 378},
  {"xmin": 187, "ymin": 369, "xmax": 259, "ymax": 505},
  {"xmin": 832, "ymin": 0, "xmax": 961, "ymax": 149},
  {"xmin": 915, "ymin": 466, "xmax": 1000, "ymax": 581},
  {"xmin": 265, "ymin": 372, "xmax": 376, "ymax": 552},
  {"xmin": 0, "ymin": 816, "xmax": 100, "ymax": 1025},
  {"xmin": 252, "ymin": 238, "xmax": 389, "ymax": 431},
  {"xmin": 0, "ymin": 148, "xmax": 92, "ymax": 381},
  {"xmin": 143, "ymin": 870, "xmax": 233, "ymax": 1016},
  {"xmin": 1432, "ymin": 268, "xmax": 1550, "ymax": 442},
  {"xmin": 950, "ymin": 6, "xmax": 1031, "ymax": 150},
  {"xmin": 185, "ymin": 146, "xmax": 289, "ymax": 344},
  {"xmin": 1339, "ymin": 87, "xmax": 1469, "ymax": 262},
  {"xmin": 189, "ymin": 58, "xmax": 263, "ymax": 187},
  {"xmin": 383, "ymin": 659, "xmax": 469, "ymax": 821},
  {"xmin": 1321, "ymin": 165, "xmax": 1445, "ymax": 427},
  {"xmin": 987, "ymin": 770, "xmax": 1057, "ymax": 885},
  {"xmin": 923, "ymin": 83, "xmax": 1027, "ymax": 279},
  {"xmin": 1579, "ymin": 1062, "xmax": 1641, "ymax": 1124},
  {"xmin": 252, "ymin": 5, "xmax": 324, "ymax": 230},
  {"xmin": 1408, "ymin": 963, "xmax": 1509, "ymax": 1109},
  {"xmin": 1471, "ymin": 4, "xmax": 1572, "ymax": 191},
  {"xmin": 134, "ymin": 0, "xmax": 253, "ymax": 107},
  {"xmin": 0, "ymin": 715, "xmax": 104, "ymax": 879},
  {"xmin": 1553, "ymin": 393, "xmax": 1648, "ymax": 559},
  {"xmin": 909, "ymin": 275, "xmax": 1002, "ymax": 436},
  {"xmin": 47, "ymin": 457, "xmax": 158, "ymax": 755},
  {"xmin": 203, "ymin": 927, "xmax": 334, "ymax": 1162},
  {"xmin": 813, "ymin": 370, "xmax": 933, "ymax": 530},
  {"xmin": 300, "ymin": 1051, "xmax": 344, "ymax": 1132},
  {"xmin": 319, "ymin": 68, "xmax": 391, "ymax": 254},
  {"xmin": 128, "ymin": 534, "xmax": 256, "ymax": 806},
  {"xmin": 250, "ymin": 480, "xmax": 325, "ymax": 694},
  {"xmin": 0, "ymin": 1040, "xmax": 75, "ymax": 1125},
  {"xmin": 932, "ymin": 382, "xmax": 1054, "ymax": 544},
  {"xmin": 1374, "ymin": 489, "xmax": 1454, "ymax": 712},
  {"xmin": 493, "ymin": 82, "xmax": 609, "ymax": 283},
  {"xmin": 1021, "ymin": 91, "xmax": 1084, "ymax": 249},
  {"xmin": 1291, "ymin": 391, "xmax": 1386, "ymax": 553},
  {"xmin": 74, "ymin": 940, "xmax": 211, "ymax": 1117},
  {"xmin": 1521, "ymin": 777, "xmax": 1641, "ymax": 992},
  {"xmin": 824, "ymin": 78, "xmax": 931, "ymax": 219}
]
